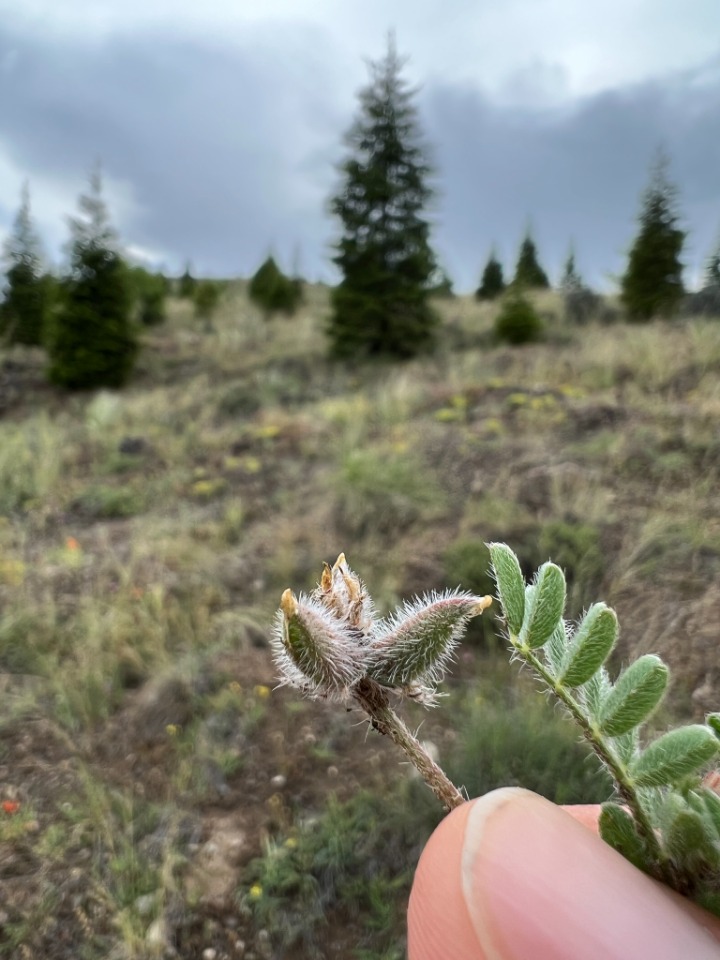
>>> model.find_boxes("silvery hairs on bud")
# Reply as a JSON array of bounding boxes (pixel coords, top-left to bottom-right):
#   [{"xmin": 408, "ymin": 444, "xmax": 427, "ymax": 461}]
[{"xmin": 272, "ymin": 588, "xmax": 366, "ymax": 700}]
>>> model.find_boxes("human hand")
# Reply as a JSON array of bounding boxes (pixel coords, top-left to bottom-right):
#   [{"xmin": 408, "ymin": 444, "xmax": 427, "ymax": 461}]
[{"xmin": 408, "ymin": 787, "xmax": 720, "ymax": 959}]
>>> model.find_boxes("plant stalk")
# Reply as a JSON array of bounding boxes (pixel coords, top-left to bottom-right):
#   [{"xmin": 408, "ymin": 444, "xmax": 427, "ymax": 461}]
[
  {"xmin": 353, "ymin": 677, "xmax": 465, "ymax": 811},
  {"xmin": 518, "ymin": 642, "xmax": 673, "ymax": 884}
]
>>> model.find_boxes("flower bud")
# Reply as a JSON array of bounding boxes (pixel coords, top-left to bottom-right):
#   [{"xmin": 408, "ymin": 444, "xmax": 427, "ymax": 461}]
[
  {"xmin": 366, "ymin": 591, "xmax": 492, "ymax": 690},
  {"xmin": 272, "ymin": 588, "xmax": 366, "ymax": 699},
  {"xmin": 313, "ymin": 553, "xmax": 375, "ymax": 637}
]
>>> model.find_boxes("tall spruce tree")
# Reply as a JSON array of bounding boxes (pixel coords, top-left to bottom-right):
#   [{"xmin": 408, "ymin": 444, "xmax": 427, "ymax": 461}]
[
  {"xmin": 0, "ymin": 182, "xmax": 50, "ymax": 346},
  {"xmin": 620, "ymin": 152, "xmax": 685, "ymax": 322},
  {"xmin": 476, "ymin": 251, "xmax": 505, "ymax": 300},
  {"xmin": 47, "ymin": 169, "xmax": 137, "ymax": 389},
  {"xmin": 513, "ymin": 231, "xmax": 550, "ymax": 289},
  {"xmin": 328, "ymin": 36, "xmax": 438, "ymax": 359}
]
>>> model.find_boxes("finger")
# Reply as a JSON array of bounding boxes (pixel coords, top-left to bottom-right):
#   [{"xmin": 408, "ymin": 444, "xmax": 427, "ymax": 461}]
[
  {"xmin": 561, "ymin": 803, "xmax": 602, "ymax": 833},
  {"xmin": 408, "ymin": 788, "xmax": 720, "ymax": 960}
]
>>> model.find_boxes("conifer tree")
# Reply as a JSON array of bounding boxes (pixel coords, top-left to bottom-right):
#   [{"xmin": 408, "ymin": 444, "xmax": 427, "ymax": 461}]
[
  {"xmin": 0, "ymin": 182, "xmax": 50, "ymax": 346},
  {"xmin": 495, "ymin": 291, "xmax": 543, "ymax": 344},
  {"xmin": 328, "ymin": 36, "xmax": 439, "ymax": 360},
  {"xmin": 428, "ymin": 266, "xmax": 454, "ymax": 298},
  {"xmin": 475, "ymin": 251, "xmax": 505, "ymax": 300},
  {"xmin": 248, "ymin": 255, "xmax": 302, "ymax": 316},
  {"xmin": 705, "ymin": 237, "xmax": 720, "ymax": 289},
  {"xmin": 620, "ymin": 152, "xmax": 685, "ymax": 322},
  {"xmin": 47, "ymin": 169, "xmax": 137, "ymax": 389},
  {"xmin": 178, "ymin": 262, "xmax": 196, "ymax": 299},
  {"xmin": 561, "ymin": 247, "xmax": 582, "ymax": 292},
  {"xmin": 130, "ymin": 266, "xmax": 167, "ymax": 326},
  {"xmin": 193, "ymin": 279, "xmax": 222, "ymax": 331},
  {"xmin": 512, "ymin": 231, "xmax": 550, "ymax": 289},
  {"xmin": 561, "ymin": 245, "xmax": 600, "ymax": 324}
]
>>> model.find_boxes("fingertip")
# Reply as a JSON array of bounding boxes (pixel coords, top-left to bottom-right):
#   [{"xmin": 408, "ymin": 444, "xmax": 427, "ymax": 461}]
[
  {"xmin": 408, "ymin": 798, "xmax": 484, "ymax": 960},
  {"xmin": 410, "ymin": 790, "xmax": 720, "ymax": 960}
]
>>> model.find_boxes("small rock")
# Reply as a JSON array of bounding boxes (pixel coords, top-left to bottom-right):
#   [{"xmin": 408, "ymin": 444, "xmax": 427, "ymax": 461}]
[
  {"xmin": 269, "ymin": 774, "xmax": 286, "ymax": 789},
  {"xmin": 135, "ymin": 892, "xmax": 157, "ymax": 918},
  {"xmin": 202, "ymin": 949, "xmax": 217, "ymax": 960},
  {"xmin": 327, "ymin": 766, "xmax": 338, "ymax": 778},
  {"xmin": 146, "ymin": 917, "xmax": 168, "ymax": 947},
  {"xmin": 118, "ymin": 436, "xmax": 150, "ymax": 456},
  {"xmin": 234, "ymin": 941, "xmax": 246, "ymax": 955}
]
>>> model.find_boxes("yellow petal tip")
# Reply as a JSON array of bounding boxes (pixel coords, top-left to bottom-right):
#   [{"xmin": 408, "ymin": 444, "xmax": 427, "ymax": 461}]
[
  {"xmin": 281, "ymin": 588, "xmax": 298, "ymax": 619},
  {"xmin": 470, "ymin": 596, "xmax": 493, "ymax": 616}
]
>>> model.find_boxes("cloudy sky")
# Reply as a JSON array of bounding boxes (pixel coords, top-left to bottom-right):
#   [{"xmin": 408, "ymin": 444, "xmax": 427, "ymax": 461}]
[{"xmin": 0, "ymin": 1, "xmax": 719, "ymax": 291}]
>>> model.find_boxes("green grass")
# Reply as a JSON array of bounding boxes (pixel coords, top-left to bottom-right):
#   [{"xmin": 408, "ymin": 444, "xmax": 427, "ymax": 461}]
[{"xmin": 245, "ymin": 787, "xmax": 434, "ymax": 959}]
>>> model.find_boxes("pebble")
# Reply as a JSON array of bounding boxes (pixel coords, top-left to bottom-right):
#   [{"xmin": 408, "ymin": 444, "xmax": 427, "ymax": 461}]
[
  {"xmin": 134, "ymin": 892, "xmax": 157, "ymax": 918},
  {"xmin": 145, "ymin": 918, "xmax": 168, "ymax": 947},
  {"xmin": 202, "ymin": 949, "xmax": 217, "ymax": 960},
  {"xmin": 256, "ymin": 929, "xmax": 272, "ymax": 958},
  {"xmin": 269, "ymin": 774, "xmax": 286, "ymax": 789}
]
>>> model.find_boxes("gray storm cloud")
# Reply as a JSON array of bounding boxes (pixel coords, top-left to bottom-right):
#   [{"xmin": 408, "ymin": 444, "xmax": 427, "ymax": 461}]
[{"xmin": 0, "ymin": 23, "xmax": 718, "ymax": 290}]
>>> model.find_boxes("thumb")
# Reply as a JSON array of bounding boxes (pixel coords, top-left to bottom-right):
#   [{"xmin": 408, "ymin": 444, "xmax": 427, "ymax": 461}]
[{"xmin": 408, "ymin": 787, "xmax": 720, "ymax": 960}]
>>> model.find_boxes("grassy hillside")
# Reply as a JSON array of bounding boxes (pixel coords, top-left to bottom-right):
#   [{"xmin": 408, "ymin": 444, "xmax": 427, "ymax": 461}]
[{"xmin": 2, "ymin": 284, "xmax": 720, "ymax": 957}]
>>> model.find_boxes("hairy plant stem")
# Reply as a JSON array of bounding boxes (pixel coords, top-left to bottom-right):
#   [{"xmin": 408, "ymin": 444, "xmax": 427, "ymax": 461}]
[
  {"xmin": 516, "ymin": 641, "xmax": 674, "ymax": 885},
  {"xmin": 352, "ymin": 677, "xmax": 465, "ymax": 811}
]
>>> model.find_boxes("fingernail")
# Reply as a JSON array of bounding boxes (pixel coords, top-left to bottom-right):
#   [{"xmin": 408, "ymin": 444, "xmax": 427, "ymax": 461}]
[{"xmin": 461, "ymin": 788, "xmax": 720, "ymax": 960}]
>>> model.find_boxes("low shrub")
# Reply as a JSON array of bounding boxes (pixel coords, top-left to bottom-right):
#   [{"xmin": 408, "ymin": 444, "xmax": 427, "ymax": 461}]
[
  {"xmin": 248, "ymin": 256, "xmax": 303, "ymax": 316},
  {"xmin": 494, "ymin": 294, "xmax": 543, "ymax": 345},
  {"xmin": 564, "ymin": 285, "xmax": 601, "ymax": 325},
  {"xmin": 446, "ymin": 670, "xmax": 613, "ymax": 804},
  {"xmin": 246, "ymin": 787, "xmax": 434, "ymax": 959},
  {"xmin": 72, "ymin": 484, "xmax": 144, "ymax": 519},
  {"xmin": 193, "ymin": 280, "xmax": 222, "ymax": 329}
]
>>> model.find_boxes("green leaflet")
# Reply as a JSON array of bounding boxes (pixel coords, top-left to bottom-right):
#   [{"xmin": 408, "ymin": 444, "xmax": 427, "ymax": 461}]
[
  {"xmin": 559, "ymin": 604, "xmax": 618, "ymax": 688},
  {"xmin": 488, "ymin": 543, "xmax": 525, "ymax": 636},
  {"xmin": 598, "ymin": 655, "xmax": 668, "ymax": 738},
  {"xmin": 544, "ymin": 621, "xmax": 568, "ymax": 675},
  {"xmin": 519, "ymin": 563, "xmax": 566, "ymax": 650},
  {"xmin": 706, "ymin": 713, "xmax": 720, "ymax": 741},
  {"xmin": 629, "ymin": 726, "xmax": 720, "ymax": 787},
  {"xmin": 666, "ymin": 808, "xmax": 719, "ymax": 871},
  {"xmin": 699, "ymin": 787, "xmax": 720, "ymax": 841},
  {"xmin": 599, "ymin": 803, "xmax": 648, "ymax": 872}
]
